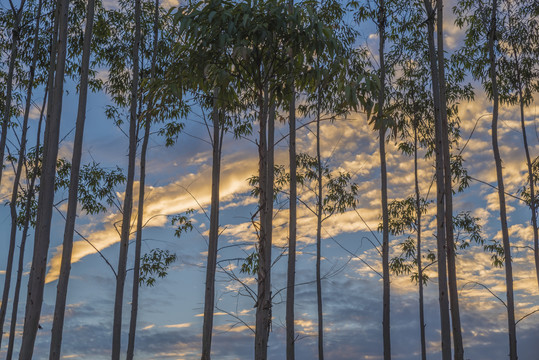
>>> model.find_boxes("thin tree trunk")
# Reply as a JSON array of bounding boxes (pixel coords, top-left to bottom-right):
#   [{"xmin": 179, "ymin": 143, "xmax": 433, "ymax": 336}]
[
  {"xmin": 488, "ymin": 2, "xmax": 518, "ymax": 358},
  {"xmin": 514, "ymin": 59, "xmax": 539, "ymax": 290},
  {"xmin": 377, "ymin": 2, "xmax": 390, "ymax": 358},
  {"xmin": 201, "ymin": 88, "xmax": 222, "ymax": 360},
  {"xmin": 19, "ymin": 0, "xmax": 69, "ymax": 356},
  {"xmin": 0, "ymin": 0, "xmax": 33, "ymax": 348},
  {"xmin": 7, "ymin": 89, "xmax": 46, "ymax": 360},
  {"xmin": 414, "ymin": 126, "xmax": 427, "ymax": 360},
  {"xmin": 125, "ymin": 86, "xmax": 151, "ymax": 360},
  {"xmin": 436, "ymin": 2, "xmax": 464, "ymax": 358},
  {"xmin": 422, "ymin": 1, "xmax": 451, "ymax": 358},
  {"xmin": 0, "ymin": 0, "xmax": 27, "ymax": 197},
  {"xmin": 126, "ymin": 1, "xmax": 158, "ymax": 358},
  {"xmin": 254, "ymin": 87, "xmax": 270, "ymax": 360},
  {"xmin": 49, "ymin": 0, "xmax": 95, "ymax": 357},
  {"xmin": 112, "ymin": 0, "xmax": 141, "ymax": 357},
  {"xmin": 285, "ymin": 2, "xmax": 296, "ymax": 358},
  {"xmin": 315, "ymin": 87, "xmax": 324, "ymax": 360}
]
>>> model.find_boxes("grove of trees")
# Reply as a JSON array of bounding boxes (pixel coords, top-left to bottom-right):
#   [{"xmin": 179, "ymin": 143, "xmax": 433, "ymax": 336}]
[{"xmin": 0, "ymin": 0, "xmax": 538, "ymax": 359}]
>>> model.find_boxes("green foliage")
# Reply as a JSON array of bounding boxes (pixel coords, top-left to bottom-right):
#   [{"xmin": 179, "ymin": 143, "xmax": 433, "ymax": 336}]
[
  {"xmin": 296, "ymin": 152, "xmax": 359, "ymax": 218},
  {"xmin": 484, "ymin": 240, "xmax": 505, "ymax": 268},
  {"xmin": 453, "ymin": 211, "xmax": 485, "ymax": 250},
  {"xmin": 240, "ymin": 251, "xmax": 259, "ymax": 275},
  {"xmin": 139, "ymin": 248, "xmax": 177, "ymax": 286},
  {"xmin": 78, "ymin": 162, "xmax": 126, "ymax": 215},
  {"xmin": 171, "ymin": 209, "xmax": 195, "ymax": 238},
  {"xmin": 383, "ymin": 196, "xmax": 429, "ymax": 236}
]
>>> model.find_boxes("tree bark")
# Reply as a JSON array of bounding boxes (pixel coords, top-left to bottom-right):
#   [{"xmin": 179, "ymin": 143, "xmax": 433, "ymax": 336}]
[
  {"xmin": 254, "ymin": 88, "xmax": 270, "ymax": 360},
  {"xmin": 0, "ymin": 0, "xmax": 27, "ymax": 199},
  {"xmin": 112, "ymin": 0, "xmax": 141, "ymax": 357},
  {"xmin": 201, "ymin": 87, "xmax": 223, "ymax": 360},
  {"xmin": 316, "ymin": 87, "xmax": 324, "ymax": 360},
  {"xmin": 421, "ymin": 1, "xmax": 451, "ymax": 358},
  {"xmin": 126, "ymin": 2, "xmax": 158, "ymax": 359},
  {"xmin": 414, "ymin": 125, "xmax": 427, "ymax": 360},
  {"xmin": 49, "ymin": 0, "xmax": 95, "ymax": 357},
  {"xmin": 19, "ymin": 0, "xmax": 69, "ymax": 356},
  {"xmin": 0, "ymin": 0, "xmax": 32, "ymax": 348},
  {"xmin": 436, "ymin": 2, "xmax": 464, "ymax": 358},
  {"xmin": 488, "ymin": 1, "xmax": 518, "ymax": 358},
  {"xmin": 377, "ymin": 2, "xmax": 391, "ymax": 358},
  {"xmin": 6, "ymin": 87, "xmax": 46, "ymax": 360},
  {"xmin": 514, "ymin": 56, "xmax": 539, "ymax": 291},
  {"xmin": 285, "ymin": 2, "xmax": 296, "ymax": 358}
]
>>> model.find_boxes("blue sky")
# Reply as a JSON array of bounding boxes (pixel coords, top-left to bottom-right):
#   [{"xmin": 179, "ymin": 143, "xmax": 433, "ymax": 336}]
[{"xmin": 1, "ymin": 0, "xmax": 539, "ymax": 359}]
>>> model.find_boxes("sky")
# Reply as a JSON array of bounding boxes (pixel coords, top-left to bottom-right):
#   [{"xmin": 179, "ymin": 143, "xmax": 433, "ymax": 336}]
[{"xmin": 1, "ymin": 0, "xmax": 539, "ymax": 359}]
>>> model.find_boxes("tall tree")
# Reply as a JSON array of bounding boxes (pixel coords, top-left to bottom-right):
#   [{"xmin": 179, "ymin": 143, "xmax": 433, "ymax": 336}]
[
  {"xmin": 286, "ymin": 0, "xmax": 297, "ymax": 357},
  {"xmin": 455, "ymin": 0, "xmax": 518, "ymax": 357},
  {"xmin": 499, "ymin": 0, "xmax": 539, "ymax": 290},
  {"xmin": 436, "ymin": 2, "xmax": 464, "ymax": 357},
  {"xmin": 487, "ymin": 1, "xmax": 517, "ymax": 357},
  {"xmin": 421, "ymin": 1, "xmax": 452, "ymax": 357},
  {"xmin": 0, "ymin": 0, "xmax": 40, "ymax": 348},
  {"xmin": 0, "ymin": 0, "xmax": 27, "ymax": 194},
  {"xmin": 49, "ymin": 0, "xmax": 95, "ymax": 357},
  {"xmin": 111, "ymin": 0, "xmax": 141, "ymax": 356},
  {"xmin": 19, "ymin": 0, "xmax": 70, "ymax": 356},
  {"xmin": 126, "ymin": 0, "xmax": 159, "ymax": 357},
  {"xmin": 376, "ymin": 2, "xmax": 391, "ymax": 358}
]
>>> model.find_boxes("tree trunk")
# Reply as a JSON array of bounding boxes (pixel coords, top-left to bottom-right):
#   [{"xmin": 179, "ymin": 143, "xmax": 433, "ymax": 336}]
[
  {"xmin": 0, "ymin": 0, "xmax": 27, "ymax": 199},
  {"xmin": 436, "ymin": 2, "xmax": 464, "ymax": 358},
  {"xmin": 126, "ymin": 2, "xmax": 158, "ymax": 359},
  {"xmin": 5, "ymin": 5, "xmax": 46, "ymax": 350},
  {"xmin": 0, "ymin": 0, "xmax": 33, "ymax": 348},
  {"xmin": 49, "ymin": 0, "xmax": 95, "ymax": 357},
  {"xmin": 421, "ymin": 1, "xmax": 451, "ymax": 358},
  {"xmin": 488, "ymin": 2, "xmax": 518, "ymax": 358},
  {"xmin": 514, "ymin": 58, "xmax": 539, "ymax": 291},
  {"xmin": 6, "ymin": 89, "xmax": 46, "ymax": 360},
  {"xmin": 285, "ymin": 2, "xmax": 296, "ymax": 358},
  {"xmin": 414, "ymin": 126, "xmax": 427, "ymax": 360},
  {"xmin": 19, "ymin": 0, "xmax": 69, "ymax": 356},
  {"xmin": 112, "ymin": 0, "xmax": 141, "ymax": 357},
  {"xmin": 315, "ymin": 88, "xmax": 324, "ymax": 360},
  {"xmin": 254, "ymin": 88, "xmax": 270, "ymax": 360},
  {"xmin": 377, "ymin": 2, "xmax": 391, "ymax": 358},
  {"xmin": 200, "ymin": 87, "xmax": 224, "ymax": 360}
]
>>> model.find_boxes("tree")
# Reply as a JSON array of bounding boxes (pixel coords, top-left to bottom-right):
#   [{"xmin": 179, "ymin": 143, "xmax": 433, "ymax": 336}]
[
  {"xmin": 0, "ymin": 0, "xmax": 42, "ymax": 349},
  {"xmin": 455, "ymin": 0, "xmax": 518, "ymax": 357},
  {"xmin": 49, "ymin": 0, "xmax": 96, "ymax": 357},
  {"xmin": 420, "ymin": 0, "xmax": 452, "ymax": 356},
  {"xmin": 126, "ymin": 0, "xmax": 162, "ymax": 356},
  {"xmin": 19, "ymin": 0, "xmax": 71, "ymax": 355},
  {"xmin": 497, "ymin": 0, "xmax": 539, "ymax": 290},
  {"xmin": 111, "ymin": 0, "xmax": 141, "ymax": 356}
]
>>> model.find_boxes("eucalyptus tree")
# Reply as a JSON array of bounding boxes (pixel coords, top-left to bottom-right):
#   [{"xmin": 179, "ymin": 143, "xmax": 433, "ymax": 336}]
[
  {"xmin": 352, "ymin": 1, "xmax": 398, "ymax": 356},
  {"xmin": 174, "ymin": 2, "xmax": 293, "ymax": 357},
  {"xmin": 286, "ymin": 0, "xmax": 296, "ymax": 357},
  {"xmin": 19, "ymin": 0, "xmax": 71, "ymax": 355},
  {"xmin": 497, "ymin": 0, "xmax": 539, "ymax": 289},
  {"xmin": 299, "ymin": 3, "xmax": 360, "ymax": 357},
  {"xmin": 455, "ymin": 0, "xmax": 517, "ymax": 358},
  {"xmin": 48, "ymin": 0, "xmax": 96, "ymax": 357},
  {"xmin": 171, "ymin": 4, "xmax": 250, "ymax": 358},
  {"xmin": 295, "ymin": 152, "xmax": 359, "ymax": 359},
  {"xmin": 418, "ymin": 0, "xmax": 459, "ymax": 356},
  {"xmin": 0, "ymin": 0, "xmax": 28, "ymax": 193},
  {"xmin": 111, "ymin": 0, "xmax": 140, "ymax": 355},
  {"xmin": 0, "ymin": 0, "xmax": 44, "ymax": 348}
]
